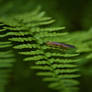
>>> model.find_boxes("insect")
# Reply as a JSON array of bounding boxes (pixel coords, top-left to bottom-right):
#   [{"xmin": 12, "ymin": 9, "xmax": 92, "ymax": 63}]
[{"xmin": 46, "ymin": 42, "xmax": 75, "ymax": 49}]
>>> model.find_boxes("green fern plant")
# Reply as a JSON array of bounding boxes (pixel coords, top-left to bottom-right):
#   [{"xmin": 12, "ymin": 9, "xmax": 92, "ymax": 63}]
[
  {"xmin": 5, "ymin": 7, "xmax": 80, "ymax": 92},
  {"xmin": 0, "ymin": 23, "xmax": 17, "ymax": 92},
  {"xmin": 0, "ymin": 7, "xmax": 92, "ymax": 92}
]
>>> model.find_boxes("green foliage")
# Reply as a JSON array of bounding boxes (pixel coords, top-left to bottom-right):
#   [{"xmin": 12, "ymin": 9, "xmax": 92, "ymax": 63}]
[
  {"xmin": 0, "ymin": 1, "xmax": 92, "ymax": 92},
  {"xmin": 0, "ymin": 23, "xmax": 16, "ymax": 92}
]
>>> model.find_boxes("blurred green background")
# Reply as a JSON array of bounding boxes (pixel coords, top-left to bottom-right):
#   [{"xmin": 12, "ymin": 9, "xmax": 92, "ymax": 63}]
[
  {"xmin": 0, "ymin": 0, "xmax": 92, "ymax": 92},
  {"xmin": 0, "ymin": 0, "xmax": 92, "ymax": 30}
]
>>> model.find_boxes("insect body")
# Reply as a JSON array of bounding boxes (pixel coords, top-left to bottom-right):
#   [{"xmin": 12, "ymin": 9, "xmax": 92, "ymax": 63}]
[{"xmin": 46, "ymin": 42, "xmax": 75, "ymax": 49}]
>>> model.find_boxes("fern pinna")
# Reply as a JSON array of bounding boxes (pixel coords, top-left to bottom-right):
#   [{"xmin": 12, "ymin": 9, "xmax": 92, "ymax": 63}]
[
  {"xmin": 0, "ymin": 7, "xmax": 81, "ymax": 92},
  {"xmin": 0, "ymin": 23, "xmax": 16, "ymax": 92}
]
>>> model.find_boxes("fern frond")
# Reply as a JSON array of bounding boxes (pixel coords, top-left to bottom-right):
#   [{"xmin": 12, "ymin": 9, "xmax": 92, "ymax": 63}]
[
  {"xmin": 0, "ymin": 42, "xmax": 15, "ymax": 92},
  {"xmin": 8, "ymin": 9, "xmax": 79, "ymax": 92},
  {"xmin": 1, "ymin": 7, "xmax": 88, "ymax": 92},
  {"xmin": 0, "ymin": 23, "xmax": 16, "ymax": 92}
]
